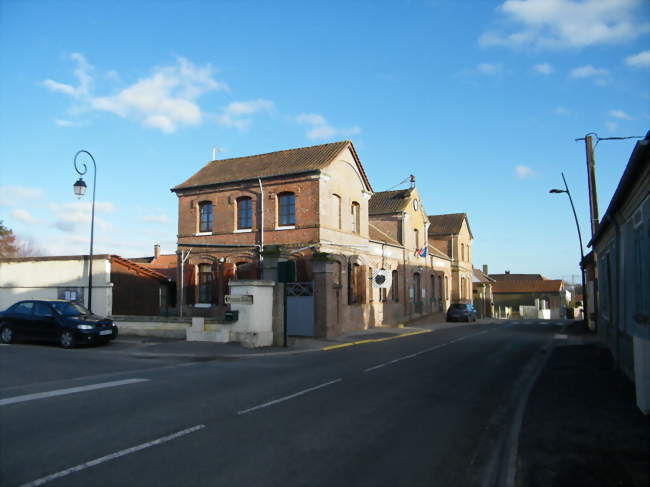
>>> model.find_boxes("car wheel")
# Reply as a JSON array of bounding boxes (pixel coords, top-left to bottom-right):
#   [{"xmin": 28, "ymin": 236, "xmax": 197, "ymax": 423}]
[
  {"xmin": 1, "ymin": 325, "xmax": 14, "ymax": 344},
  {"xmin": 59, "ymin": 330, "xmax": 76, "ymax": 349}
]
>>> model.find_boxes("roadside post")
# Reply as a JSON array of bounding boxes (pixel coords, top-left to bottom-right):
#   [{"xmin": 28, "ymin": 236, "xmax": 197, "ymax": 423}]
[{"xmin": 277, "ymin": 261, "xmax": 296, "ymax": 347}]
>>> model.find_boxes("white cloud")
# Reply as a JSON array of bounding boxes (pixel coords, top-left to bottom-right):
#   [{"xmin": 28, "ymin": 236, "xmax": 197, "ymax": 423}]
[
  {"xmin": 570, "ymin": 65, "xmax": 609, "ymax": 78},
  {"xmin": 477, "ymin": 63, "xmax": 503, "ymax": 75},
  {"xmin": 625, "ymin": 50, "xmax": 650, "ymax": 68},
  {"xmin": 533, "ymin": 62, "xmax": 553, "ymax": 74},
  {"xmin": 0, "ymin": 185, "xmax": 44, "ymax": 207},
  {"xmin": 42, "ymin": 52, "xmax": 93, "ymax": 98},
  {"xmin": 295, "ymin": 113, "xmax": 361, "ymax": 141},
  {"xmin": 10, "ymin": 209, "xmax": 40, "ymax": 224},
  {"xmin": 480, "ymin": 0, "xmax": 650, "ymax": 49},
  {"xmin": 44, "ymin": 55, "xmax": 228, "ymax": 133},
  {"xmin": 555, "ymin": 106, "xmax": 570, "ymax": 115},
  {"xmin": 49, "ymin": 201, "xmax": 115, "ymax": 233},
  {"xmin": 515, "ymin": 165, "xmax": 535, "ymax": 179},
  {"xmin": 606, "ymin": 121, "xmax": 618, "ymax": 132},
  {"xmin": 608, "ymin": 109, "xmax": 633, "ymax": 120},
  {"xmin": 216, "ymin": 99, "xmax": 275, "ymax": 131}
]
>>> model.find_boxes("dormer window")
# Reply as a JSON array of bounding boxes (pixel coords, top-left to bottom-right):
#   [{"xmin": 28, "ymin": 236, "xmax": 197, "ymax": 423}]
[
  {"xmin": 237, "ymin": 197, "xmax": 252, "ymax": 229},
  {"xmin": 278, "ymin": 192, "xmax": 295, "ymax": 227},
  {"xmin": 199, "ymin": 201, "xmax": 213, "ymax": 233}
]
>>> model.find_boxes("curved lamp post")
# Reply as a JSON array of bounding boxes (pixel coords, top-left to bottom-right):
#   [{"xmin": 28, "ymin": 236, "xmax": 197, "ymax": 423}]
[
  {"xmin": 549, "ymin": 172, "xmax": 587, "ymax": 324},
  {"xmin": 73, "ymin": 150, "xmax": 97, "ymax": 313}
]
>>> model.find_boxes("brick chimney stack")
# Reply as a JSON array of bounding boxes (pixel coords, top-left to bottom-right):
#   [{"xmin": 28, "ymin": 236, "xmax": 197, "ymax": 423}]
[
  {"xmin": 154, "ymin": 244, "xmax": 161, "ymax": 259},
  {"xmin": 483, "ymin": 264, "xmax": 488, "ymax": 276}
]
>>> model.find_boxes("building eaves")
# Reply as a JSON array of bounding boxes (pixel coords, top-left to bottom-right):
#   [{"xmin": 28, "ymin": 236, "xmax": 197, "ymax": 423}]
[
  {"xmin": 589, "ymin": 131, "xmax": 650, "ymax": 248},
  {"xmin": 171, "ymin": 140, "xmax": 373, "ymax": 193}
]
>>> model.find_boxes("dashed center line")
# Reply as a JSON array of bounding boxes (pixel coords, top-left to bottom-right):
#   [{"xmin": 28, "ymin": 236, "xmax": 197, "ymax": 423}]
[
  {"xmin": 364, "ymin": 329, "xmax": 492, "ymax": 373},
  {"xmin": 20, "ymin": 424, "xmax": 205, "ymax": 487},
  {"xmin": 0, "ymin": 378, "xmax": 149, "ymax": 407},
  {"xmin": 237, "ymin": 378, "xmax": 343, "ymax": 415}
]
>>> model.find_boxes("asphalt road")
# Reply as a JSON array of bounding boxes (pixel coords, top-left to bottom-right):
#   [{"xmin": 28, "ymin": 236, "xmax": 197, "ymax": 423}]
[{"xmin": 0, "ymin": 320, "xmax": 565, "ymax": 487}]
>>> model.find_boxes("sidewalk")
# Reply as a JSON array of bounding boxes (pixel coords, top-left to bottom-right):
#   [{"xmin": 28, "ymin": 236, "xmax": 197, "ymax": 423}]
[
  {"xmin": 113, "ymin": 318, "xmax": 485, "ymax": 358},
  {"xmin": 516, "ymin": 322, "xmax": 649, "ymax": 487}
]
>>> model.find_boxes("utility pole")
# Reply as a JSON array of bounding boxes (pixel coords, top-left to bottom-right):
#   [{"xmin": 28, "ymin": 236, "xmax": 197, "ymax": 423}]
[
  {"xmin": 584, "ymin": 134, "xmax": 599, "ymax": 236},
  {"xmin": 575, "ymin": 133, "xmax": 645, "ymax": 237}
]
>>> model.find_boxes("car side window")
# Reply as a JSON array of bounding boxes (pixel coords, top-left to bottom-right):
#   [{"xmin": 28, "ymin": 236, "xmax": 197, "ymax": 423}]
[
  {"xmin": 13, "ymin": 302, "xmax": 35, "ymax": 315},
  {"xmin": 34, "ymin": 302, "xmax": 54, "ymax": 318}
]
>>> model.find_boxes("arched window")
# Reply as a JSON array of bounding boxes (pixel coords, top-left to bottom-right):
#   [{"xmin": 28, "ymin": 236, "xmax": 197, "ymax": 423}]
[
  {"xmin": 444, "ymin": 275, "xmax": 449, "ymax": 299},
  {"xmin": 351, "ymin": 202, "xmax": 360, "ymax": 234},
  {"xmin": 332, "ymin": 194, "xmax": 342, "ymax": 229},
  {"xmin": 199, "ymin": 201, "xmax": 213, "ymax": 233},
  {"xmin": 391, "ymin": 270, "xmax": 399, "ymax": 301},
  {"xmin": 237, "ymin": 197, "xmax": 252, "ymax": 229},
  {"xmin": 461, "ymin": 243, "xmax": 465, "ymax": 262},
  {"xmin": 278, "ymin": 192, "xmax": 295, "ymax": 226}
]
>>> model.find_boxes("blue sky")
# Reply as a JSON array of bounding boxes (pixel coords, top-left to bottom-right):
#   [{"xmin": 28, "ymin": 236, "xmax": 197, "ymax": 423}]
[{"xmin": 1, "ymin": 0, "xmax": 648, "ymax": 281}]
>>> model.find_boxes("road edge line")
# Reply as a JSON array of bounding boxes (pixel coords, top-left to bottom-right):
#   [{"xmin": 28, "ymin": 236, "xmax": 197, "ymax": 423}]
[{"xmin": 322, "ymin": 329, "xmax": 432, "ymax": 351}]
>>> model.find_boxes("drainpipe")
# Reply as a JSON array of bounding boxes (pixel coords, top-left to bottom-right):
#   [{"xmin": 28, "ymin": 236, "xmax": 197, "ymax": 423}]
[
  {"xmin": 258, "ymin": 178, "xmax": 264, "ymax": 278},
  {"xmin": 179, "ymin": 250, "xmax": 191, "ymax": 318}
]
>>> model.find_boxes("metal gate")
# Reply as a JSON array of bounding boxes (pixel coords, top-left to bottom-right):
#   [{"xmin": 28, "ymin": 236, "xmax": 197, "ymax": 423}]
[{"xmin": 286, "ymin": 282, "xmax": 314, "ymax": 336}]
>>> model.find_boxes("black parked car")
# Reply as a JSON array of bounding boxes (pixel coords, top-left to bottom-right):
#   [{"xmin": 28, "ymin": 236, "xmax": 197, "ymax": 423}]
[
  {"xmin": 446, "ymin": 303, "xmax": 478, "ymax": 322},
  {"xmin": 0, "ymin": 300, "xmax": 118, "ymax": 348}
]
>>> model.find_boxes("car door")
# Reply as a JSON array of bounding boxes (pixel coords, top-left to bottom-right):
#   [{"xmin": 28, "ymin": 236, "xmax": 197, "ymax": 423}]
[
  {"xmin": 33, "ymin": 302, "xmax": 59, "ymax": 341},
  {"xmin": 6, "ymin": 301, "xmax": 36, "ymax": 337}
]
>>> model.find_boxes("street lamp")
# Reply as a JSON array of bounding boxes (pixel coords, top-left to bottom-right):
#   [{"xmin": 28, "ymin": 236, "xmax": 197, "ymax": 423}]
[
  {"xmin": 549, "ymin": 172, "xmax": 587, "ymax": 324},
  {"xmin": 73, "ymin": 150, "xmax": 97, "ymax": 313}
]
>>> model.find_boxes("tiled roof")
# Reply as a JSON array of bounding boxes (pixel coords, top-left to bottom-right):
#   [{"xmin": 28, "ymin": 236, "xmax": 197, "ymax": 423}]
[
  {"xmin": 135, "ymin": 254, "xmax": 177, "ymax": 282},
  {"xmin": 427, "ymin": 213, "xmax": 473, "ymax": 238},
  {"xmin": 428, "ymin": 245, "xmax": 451, "ymax": 260},
  {"xmin": 490, "ymin": 273, "xmax": 547, "ymax": 281},
  {"xmin": 473, "ymin": 268, "xmax": 495, "ymax": 283},
  {"xmin": 172, "ymin": 140, "xmax": 372, "ymax": 192},
  {"xmin": 369, "ymin": 189, "xmax": 412, "ymax": 215},
  {"xmin": 492, "ymin": 279, "xmax": 564, "ymax": 294},
  {"xmin": 369, "ymin": 223, "xmax": 402, "ymax": 246}
]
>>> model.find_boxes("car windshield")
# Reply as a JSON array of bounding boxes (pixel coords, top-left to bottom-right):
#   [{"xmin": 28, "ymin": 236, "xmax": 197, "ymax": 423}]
[
  {"xmin": 451, "ymin": 304, "xmax": 467, "ymax": 310},
  {"xmin": 51, "ymin": 302, "xmax": 90, "ymax": 317}
]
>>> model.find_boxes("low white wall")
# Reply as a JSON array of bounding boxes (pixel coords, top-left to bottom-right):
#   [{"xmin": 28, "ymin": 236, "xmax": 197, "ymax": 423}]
[{"xmin": 0, "ymin": 257, "xmax": 113, "ymax": 316}]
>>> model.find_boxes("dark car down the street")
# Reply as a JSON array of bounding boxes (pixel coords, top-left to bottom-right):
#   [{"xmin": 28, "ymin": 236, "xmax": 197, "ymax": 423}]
[
  {"xmin": 0, "ymin": 299, "xmax": 118, "ymax": 348},
  {"xmin": 446, "ymin": 303, "xmax": 477, "ymax": 322}
]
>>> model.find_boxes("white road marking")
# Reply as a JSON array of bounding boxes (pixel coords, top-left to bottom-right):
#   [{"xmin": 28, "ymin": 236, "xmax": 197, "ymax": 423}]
[
  {"xmin": 0, "ymin": 378, "xmax": 149, "ymax": 407},
  {"xmin": 19, "ymin": 424, "xmax": 205, "ymax": 487},
  {"xmin": 364, "ymin": 329, "xmax": 493, "ymax": 373},
  {"xmin": 237, "ymin": 378, "xmax": 343, "ymax": 415}
]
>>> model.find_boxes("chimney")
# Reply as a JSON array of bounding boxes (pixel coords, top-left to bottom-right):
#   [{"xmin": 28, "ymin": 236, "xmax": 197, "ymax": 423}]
[
  {"xmin": 483, "ymin": 264, "xmax": 488, "ymax": 275},
  {"xmin": 505, "ymin": 270, "xmax": 510, "ymax": 274},
  {"xmin": 154, "ymin": 244, "xmax": 161, "ymax": 259}
]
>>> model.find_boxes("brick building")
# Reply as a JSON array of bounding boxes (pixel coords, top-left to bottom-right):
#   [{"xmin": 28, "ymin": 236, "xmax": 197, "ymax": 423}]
[
  {"xmin": 427, "ymin": 213, "xmax": 474, "ymax": 303},
  {"xmin": 171, "ymin": 141, "xmax": 454, "ymax": 337}
]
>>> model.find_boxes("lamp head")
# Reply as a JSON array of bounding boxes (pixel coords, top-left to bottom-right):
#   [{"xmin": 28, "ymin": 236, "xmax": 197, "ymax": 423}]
[
  {"xmin": 73, "ymin": 177, "xmax": 87, "ymax": 198},
  {"xmin": 549, "ymin": 189, "xmax": 566, "ymax": 194}
]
